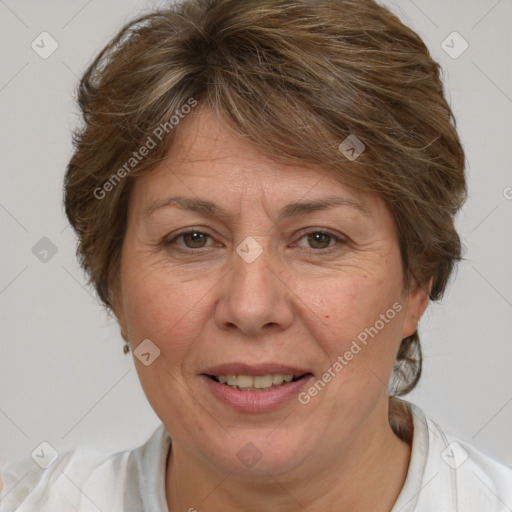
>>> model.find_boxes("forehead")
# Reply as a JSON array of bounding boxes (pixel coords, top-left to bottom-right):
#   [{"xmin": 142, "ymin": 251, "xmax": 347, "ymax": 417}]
[
  {"xmin": 132, "ymin": 108, "xmax": 373, "ymax": 211},
  {"xmin": 165, "ymin": 108, "xmax": 330, "ymax": 183}
]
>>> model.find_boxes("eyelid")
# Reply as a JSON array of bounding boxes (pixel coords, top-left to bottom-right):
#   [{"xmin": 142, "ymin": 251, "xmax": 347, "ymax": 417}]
[
  {"xmin": 164, "ymin": 227, "xmax": 347, "ymax": 252},
  {"xmin": 164, "ymin": 228, "xmax": 216, "ymax": 248},
  {"xmin": 295, "ymin": 227, "xmax": 343, "ymax": 238},
  {"xmin": 292, "ymin": 228, "xmax": 346, "ymax": 249}
]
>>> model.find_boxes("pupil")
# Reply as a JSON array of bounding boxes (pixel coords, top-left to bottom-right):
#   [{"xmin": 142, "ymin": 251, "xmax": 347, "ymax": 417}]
[
  {"xmin": 185, "ymin": 232, "xmax": 206, "ymax": 248},
  {"xmin": 309, "ymin": 233, "xmax": 330, "ymax": 248}
]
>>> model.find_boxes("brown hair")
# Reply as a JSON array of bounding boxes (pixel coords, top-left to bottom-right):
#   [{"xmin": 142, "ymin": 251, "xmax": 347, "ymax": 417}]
[{"xmin": 64, "ymin": 0, "xmax": 466, "ymax": 397}]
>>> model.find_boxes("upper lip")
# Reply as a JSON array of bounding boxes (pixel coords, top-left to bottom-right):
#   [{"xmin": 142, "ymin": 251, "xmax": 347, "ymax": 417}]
[{"xmin": 201, "ymin": 363, "xmax": 312, "ymax": 377}]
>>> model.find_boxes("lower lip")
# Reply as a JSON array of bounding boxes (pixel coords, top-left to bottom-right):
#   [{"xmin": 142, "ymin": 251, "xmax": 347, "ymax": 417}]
[{"xmin": 201, "ymin": 374, "xmax": 314, "ymax": 413}]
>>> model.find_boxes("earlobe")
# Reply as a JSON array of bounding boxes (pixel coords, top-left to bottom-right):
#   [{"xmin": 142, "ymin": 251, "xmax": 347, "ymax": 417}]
[{"xmin": 402, "ymin": 279, "xmax": 432, "ymax": 339}]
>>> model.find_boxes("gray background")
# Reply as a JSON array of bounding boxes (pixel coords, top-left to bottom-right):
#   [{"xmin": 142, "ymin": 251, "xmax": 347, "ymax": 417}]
[{"xmin": 1, "ymin": 0, "xmax": 511, "ymax": 470}]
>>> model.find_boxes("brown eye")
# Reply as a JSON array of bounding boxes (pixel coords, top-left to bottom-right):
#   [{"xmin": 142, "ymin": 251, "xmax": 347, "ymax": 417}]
[
  {"xmin": 163, "ymin": 229, "xmax": 218, "ymax": 254},
  {"xmin": 181, "ymin": 231, "xmax": 209, "ymax": 248},
  {"xmin": 306, "ymin": 232, "xmax": 335, "ymax": 249}
]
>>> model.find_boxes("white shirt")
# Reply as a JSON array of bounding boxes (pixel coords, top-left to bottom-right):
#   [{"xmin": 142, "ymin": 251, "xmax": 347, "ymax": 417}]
[{"xmin": 1, "ymin": 401, "xmax": 511, "ymax": 511}]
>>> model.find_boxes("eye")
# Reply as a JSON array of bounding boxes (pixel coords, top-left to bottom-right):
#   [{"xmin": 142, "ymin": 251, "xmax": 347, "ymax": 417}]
[
  {"xmin": 167, "ymin": 230, "xmax": 214, "ymax": 250},
  {"xmin": 165, "ymin": 229, "xmax": 343, "ymax": 253},
  {"xmin": 295, "ymin": 231, "xmax": 342, "ymax": 250}
]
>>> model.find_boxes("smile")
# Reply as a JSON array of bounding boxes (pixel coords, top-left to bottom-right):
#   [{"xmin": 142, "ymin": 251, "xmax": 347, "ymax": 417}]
[
  {"xmin": 200, "ymin": 364, "xmax": 314, "ymax": 412},
  {"xmin": 209, "ymin": 373, "xmax": 304, "ymax": 391}
]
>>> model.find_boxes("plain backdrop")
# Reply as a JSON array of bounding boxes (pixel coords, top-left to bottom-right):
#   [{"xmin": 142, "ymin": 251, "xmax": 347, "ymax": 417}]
[{"xmin": 1, "ymin": 0, "xmax": 511, "ymax": 471}]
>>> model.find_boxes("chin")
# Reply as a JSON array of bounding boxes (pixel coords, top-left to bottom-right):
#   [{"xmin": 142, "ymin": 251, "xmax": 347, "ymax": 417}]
[{"xmin": 198, "ymin": 426, "xmax": 314, "ymax": 477}]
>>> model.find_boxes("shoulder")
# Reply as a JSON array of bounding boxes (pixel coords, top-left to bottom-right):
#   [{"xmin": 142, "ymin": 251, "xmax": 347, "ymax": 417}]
[
  {"xmin": 0, "ymin": 433, "xmax": 152, "ymax": 512},
  {"xmin": 410, "ymin": 402, "xmax": 512, "ymax": 511}
]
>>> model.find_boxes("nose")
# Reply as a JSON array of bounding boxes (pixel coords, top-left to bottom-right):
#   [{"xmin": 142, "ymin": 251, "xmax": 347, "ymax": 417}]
[{"xmin": 214, "ymin": 240, "xmax": 294, "ymax": 336}]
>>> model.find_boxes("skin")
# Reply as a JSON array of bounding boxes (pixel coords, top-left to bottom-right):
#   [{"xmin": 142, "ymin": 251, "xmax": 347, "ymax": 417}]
[{"xmin": 114, "ymin": 108, "xmax": 430, "ymax": 511}]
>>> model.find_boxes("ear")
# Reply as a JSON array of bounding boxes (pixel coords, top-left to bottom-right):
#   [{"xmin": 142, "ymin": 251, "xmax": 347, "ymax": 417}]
[{"xmin": 402, "ymin": 278, "xmax": 432, "ymax": 339}]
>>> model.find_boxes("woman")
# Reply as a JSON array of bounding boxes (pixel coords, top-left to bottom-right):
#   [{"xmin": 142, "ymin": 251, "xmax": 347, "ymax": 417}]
[{"xmin": 1, "ymin": 0, "xmax": 511, "ymax": 510}]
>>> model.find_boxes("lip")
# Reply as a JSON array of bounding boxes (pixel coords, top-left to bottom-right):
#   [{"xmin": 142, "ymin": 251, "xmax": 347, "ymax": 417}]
[
  {"xmin": 200, "ymin": 364, "xmax": 314, "ymax": 413},
  {"xmin": 201, "ymin": 362, "xmax": 311, "ymax": 377}
]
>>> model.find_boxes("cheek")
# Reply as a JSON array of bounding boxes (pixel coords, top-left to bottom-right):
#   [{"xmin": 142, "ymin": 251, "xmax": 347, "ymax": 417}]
[
  {"xmin": 297, "ymin": 273, "xmax": 405, "ymax": 417},
  {"xmin": 121, "ymin": 261, "xmax": 212, "ymax": 364},
  {"xmin": 297, "ymin": 262, "xmax": 404, "ymax": 365}
]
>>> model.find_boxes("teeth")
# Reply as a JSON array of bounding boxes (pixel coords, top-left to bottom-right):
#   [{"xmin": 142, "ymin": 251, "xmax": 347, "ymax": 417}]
[
  {"xmin": 254, "ymin": 375, "xmax": 273, "ymax": 388},
  {"xmin": 214, "ymin": 373, "xmax": 298, "ymax": 390},
  {"xmin": 272, "ymin": 374, "xmax": 284, "ymax": 385},
  {"xmin": 237, "ymin": 375, "xmax": 254, "ymax": 388}
]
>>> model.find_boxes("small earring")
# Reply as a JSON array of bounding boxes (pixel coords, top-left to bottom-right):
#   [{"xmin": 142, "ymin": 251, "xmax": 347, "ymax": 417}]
[{"xmin": 123, "ymin": 343, "xmax": 130, "ymax": 354}]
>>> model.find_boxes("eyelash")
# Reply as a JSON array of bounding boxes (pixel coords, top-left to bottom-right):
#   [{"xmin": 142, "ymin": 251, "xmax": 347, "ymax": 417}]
[{"xmin": 164, "ymin": 228, "xmax": 346, "ymax": 255}]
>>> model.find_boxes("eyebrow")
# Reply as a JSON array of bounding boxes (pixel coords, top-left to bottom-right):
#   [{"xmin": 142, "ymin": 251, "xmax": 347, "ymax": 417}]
[{"xmin": 142, "ymin": 195, "xmax": 370, "ymax": 220}]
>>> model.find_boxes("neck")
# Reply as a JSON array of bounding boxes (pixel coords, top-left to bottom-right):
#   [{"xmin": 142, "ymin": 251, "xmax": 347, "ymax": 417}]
[{"xmin": 166, "ymin": 400, "xmax": 412, "ymax": 512}]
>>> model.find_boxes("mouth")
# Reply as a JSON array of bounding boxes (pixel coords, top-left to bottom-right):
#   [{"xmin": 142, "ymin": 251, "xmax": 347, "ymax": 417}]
[
  {"xmin": 206, "ymin": 372, "xmax": 311, "ymax": 391},
  {"xmin": 200, "ymin": 364, "xmax": 314, "ymax": 412}
]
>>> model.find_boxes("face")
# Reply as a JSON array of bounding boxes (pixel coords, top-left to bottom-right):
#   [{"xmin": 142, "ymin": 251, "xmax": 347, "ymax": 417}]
[{"xmin": 115, "ymin": 108, "xmax": 427, "ymax": 478}]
